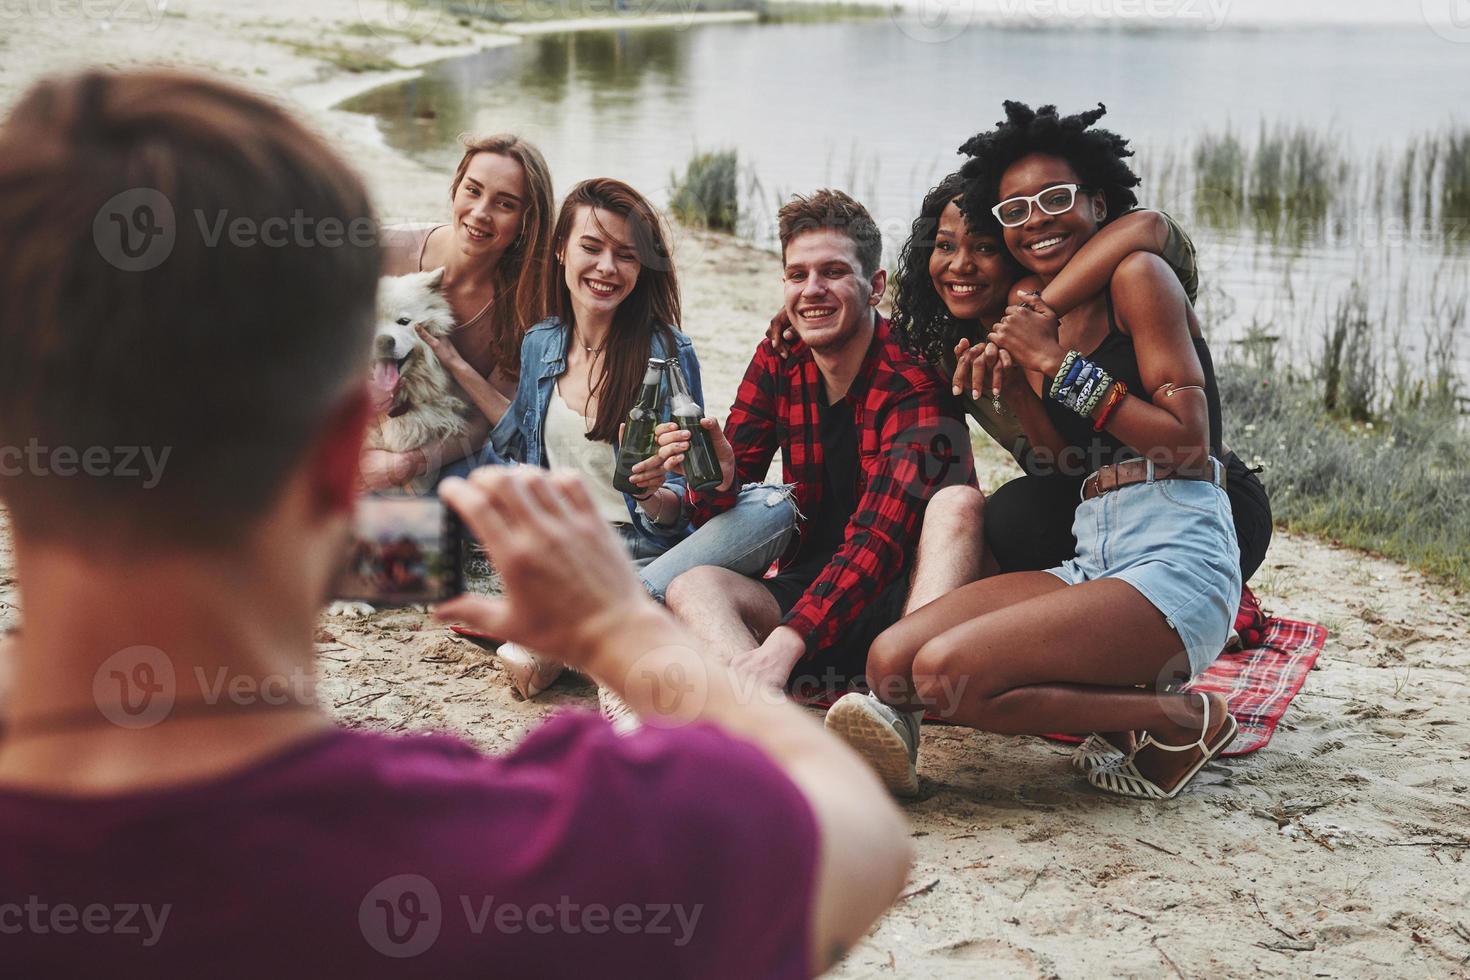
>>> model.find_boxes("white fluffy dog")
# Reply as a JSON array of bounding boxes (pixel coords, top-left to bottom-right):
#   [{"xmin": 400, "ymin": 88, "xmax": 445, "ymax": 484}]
[{"xmin": 365, "ymin": 267, "xmax": 468, "ymax": 492}]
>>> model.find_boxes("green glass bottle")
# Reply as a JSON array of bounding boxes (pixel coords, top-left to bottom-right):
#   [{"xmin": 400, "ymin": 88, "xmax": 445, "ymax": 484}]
[
  {"xmin": 664, "ymin": 357, "xmax": 723, "ymax": 493},
  {"xmin": 612, "ymin": 357, "xmax": 667, "ymax": 496}
]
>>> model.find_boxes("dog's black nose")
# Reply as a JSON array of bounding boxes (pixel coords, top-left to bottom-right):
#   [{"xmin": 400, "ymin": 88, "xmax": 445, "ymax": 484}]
[{"xmin": 374, "ymin": 334, "xmax": 395, "ymax": 357}]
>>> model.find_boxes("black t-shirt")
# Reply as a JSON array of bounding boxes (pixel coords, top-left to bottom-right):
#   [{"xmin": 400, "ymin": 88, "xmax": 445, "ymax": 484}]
[{"xmin": 797, "ymin": 390, "xmax": 858, "ymax": 562}]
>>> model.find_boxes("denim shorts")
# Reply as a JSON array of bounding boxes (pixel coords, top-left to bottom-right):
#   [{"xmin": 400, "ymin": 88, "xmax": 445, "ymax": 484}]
[{"xmin": 1045, "ymin": 464, "xmax": 1243, "ymax": 677}]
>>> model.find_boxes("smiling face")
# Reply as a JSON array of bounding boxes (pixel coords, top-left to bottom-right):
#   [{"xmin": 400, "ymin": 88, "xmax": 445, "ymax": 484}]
[
  {"xmin": 781, "ymin": 228, "xmax": 885, "ymax": 353},
  {"xmin": 558, "ymin": 205, "xmax": 640, "ymax": 319},
  {"xmin": 997, "ymin": 152, "xmax": 1106, "ymax": 280},
  {"xmin": 450, "ymin": 151, "xmax": 527, "ymax": 260},
  {"xmin": 929, "ymin": 200, "xmax": 1016, "ymax": 323}
]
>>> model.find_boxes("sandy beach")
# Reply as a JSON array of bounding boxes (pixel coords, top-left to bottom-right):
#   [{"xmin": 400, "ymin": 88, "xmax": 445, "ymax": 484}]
[{"xmin": 2, "ymin": 2, "xmax": 1469, "ymax": 975}]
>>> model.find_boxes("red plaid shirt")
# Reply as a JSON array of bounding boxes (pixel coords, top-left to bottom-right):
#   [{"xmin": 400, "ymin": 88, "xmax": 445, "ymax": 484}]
[{"xmin": 690, "ymin": 315, "xmax": 974, "ymax": 655}]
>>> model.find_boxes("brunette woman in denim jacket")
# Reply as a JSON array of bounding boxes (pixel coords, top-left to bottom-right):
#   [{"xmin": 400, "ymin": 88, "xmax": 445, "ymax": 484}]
[{"xmin": 486, "ymin": 179, "xmax": 797, "ymax": 724}]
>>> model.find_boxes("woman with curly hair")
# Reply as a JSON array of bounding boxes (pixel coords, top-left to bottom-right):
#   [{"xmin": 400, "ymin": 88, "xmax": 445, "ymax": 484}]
[
  {"xmin": 885, "ymin": 166, "xmax": 1274, "ymax": 585},
  {"xmin": 825, "ymin": 102, "xmax": 1251, "ymax": 801}
]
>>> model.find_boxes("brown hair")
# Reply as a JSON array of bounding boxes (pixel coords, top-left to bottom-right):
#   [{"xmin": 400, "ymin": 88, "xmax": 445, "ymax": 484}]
[
  {"xmin": 450, "ymin": 134, "xmax": 554, "ymax": 374},
  {"xmin": 544, "ymin": 178, "xmax": 681, "ymax": 444},
  {"xmin": 0, "ymin": 69, "xmax": 380, "ymax": 546},
  {"xmin": 777, "ymin": 189, "xmax": 883, "ymax": 278}
]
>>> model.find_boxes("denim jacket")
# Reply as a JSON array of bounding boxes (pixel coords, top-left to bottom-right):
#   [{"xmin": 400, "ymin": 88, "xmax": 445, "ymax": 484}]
[{"xmin": 490, "ymin": 316, "xmax": 703, "ymax": 544}]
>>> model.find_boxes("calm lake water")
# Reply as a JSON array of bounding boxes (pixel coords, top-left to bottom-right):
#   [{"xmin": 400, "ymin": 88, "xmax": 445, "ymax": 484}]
[{"xmin": 344, "ymin": 19, "xmax": 1470, "ymax": 389}]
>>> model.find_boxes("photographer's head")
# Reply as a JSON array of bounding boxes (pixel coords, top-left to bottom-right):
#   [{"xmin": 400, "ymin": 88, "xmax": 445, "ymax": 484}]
[
  {"xmin": 0, "ymin": 70, "xmax": 379, "ymax": 576},
  {"xmin": 777, "ymin": 190, "xmax": 885, "ymax": 354}
]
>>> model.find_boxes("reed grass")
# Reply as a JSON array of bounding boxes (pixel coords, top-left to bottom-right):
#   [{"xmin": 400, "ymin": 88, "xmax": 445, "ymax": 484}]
[
  {"xmin": 670, "ymin": 149, "xmax": 740, "ymax": 232},
  {"xmin": 1221, "ymin": 365, "xmax": 1470, "ymax": 591}
]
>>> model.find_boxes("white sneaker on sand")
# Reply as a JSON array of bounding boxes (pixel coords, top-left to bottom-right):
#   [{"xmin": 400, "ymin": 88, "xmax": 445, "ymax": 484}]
[
  {"xmin": 824, "ymin": 692, "xmax": 921, "ymax": 797},
  {"xmin": 598, "ymin": 686, "xmax": 640, "ymax": 736},
  {"xmin": 495, "ymin": 642, "xmax": 564, "ymax": 701}
]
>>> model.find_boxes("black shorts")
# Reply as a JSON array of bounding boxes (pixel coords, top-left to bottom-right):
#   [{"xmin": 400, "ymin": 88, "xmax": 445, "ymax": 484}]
[{"xmin": 759, "ymin": 554, "xmax": 910, "ymax": 693}]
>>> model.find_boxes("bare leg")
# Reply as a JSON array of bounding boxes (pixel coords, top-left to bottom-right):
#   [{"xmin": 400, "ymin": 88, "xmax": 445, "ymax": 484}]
[
  {"xmin": 904, "ymin": 485, "xmax": 986, "ymax": 614},
  {"xmin": 868, "ymin": 570, "xmax": 1067, "ymax": 710},
  {"xmin": 664, "ymin": 566, "xmax": 783, "ymax": 666}
]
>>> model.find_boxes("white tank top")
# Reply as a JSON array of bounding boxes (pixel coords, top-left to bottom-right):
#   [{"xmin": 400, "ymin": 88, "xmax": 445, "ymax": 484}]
[{"xmin": 543, "ymin": 386, "xmax": 632, "ymax": 526}]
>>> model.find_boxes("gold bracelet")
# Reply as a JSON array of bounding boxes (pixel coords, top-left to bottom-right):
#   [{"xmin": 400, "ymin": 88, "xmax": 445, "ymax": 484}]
[{"xmin": 1154, "ymin": 382, "xmax": 1206, "ymax": 399}]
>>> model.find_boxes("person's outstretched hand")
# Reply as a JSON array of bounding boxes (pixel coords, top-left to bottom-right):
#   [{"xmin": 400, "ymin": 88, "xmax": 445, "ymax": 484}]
[{"xmin": 434, "ymin": 467, "xmax": 653, "ymax": 666}]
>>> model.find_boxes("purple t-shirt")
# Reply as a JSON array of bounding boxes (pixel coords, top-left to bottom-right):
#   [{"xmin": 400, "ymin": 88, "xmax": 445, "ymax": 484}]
[{"xmin": 0, "ymin": 712, "xmax": 818, "ymax": 978}]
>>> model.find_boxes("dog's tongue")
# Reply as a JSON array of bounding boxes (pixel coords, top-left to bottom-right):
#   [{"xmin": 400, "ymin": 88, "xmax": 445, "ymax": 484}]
[{"xmin": 369, "ymin": 360, "xmax": 400, "ymax": 414}]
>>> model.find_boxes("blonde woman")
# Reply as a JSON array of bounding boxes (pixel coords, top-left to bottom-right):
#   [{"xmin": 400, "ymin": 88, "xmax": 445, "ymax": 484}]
[{"xmin": 362, "ymin": 134, "xmax": 555, "ymax": 489}]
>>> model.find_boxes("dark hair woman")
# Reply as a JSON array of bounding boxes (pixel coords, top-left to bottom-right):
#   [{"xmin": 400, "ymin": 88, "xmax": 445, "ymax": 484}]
[
  {"xmin": 827, "ymin": 102, "xmax": 1256, "ymax": 801},
  {"xmin": 486, "ymin": 178, "xmax": 797, "ymax": 719},
  {"xmin": 888, "ymin": 162, "xmax": 1268, "ymax": 590}
]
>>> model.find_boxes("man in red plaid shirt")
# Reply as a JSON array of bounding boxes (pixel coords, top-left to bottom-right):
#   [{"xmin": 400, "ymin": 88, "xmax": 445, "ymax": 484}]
[{"xmin": 656, "ymin": 190, "xmax": 975, "ymax": 694}]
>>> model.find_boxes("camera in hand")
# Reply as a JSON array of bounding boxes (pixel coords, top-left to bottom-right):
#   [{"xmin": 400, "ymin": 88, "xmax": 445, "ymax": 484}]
[{"xmin": 333, "ymin": 495, "xmax": 464, "ymax": 606}]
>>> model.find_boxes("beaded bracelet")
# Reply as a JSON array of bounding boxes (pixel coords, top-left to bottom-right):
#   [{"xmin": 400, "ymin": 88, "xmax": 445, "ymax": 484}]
[
  {"xmin": 1060, "ymin": 357, "xmax": 1113, "ymax": 418},
  {"xmin": 1080, "ymin": 371, "xmax": 1114, "ymax": 416},
  {"xmin": 1057, "ymin": 358, "xmax": 1094, "ymax": 411},
  {"xmin": 1049, "ymin": 350, "xmax": 1081, "ymax": 401},
  {"xmin": 1092, "ymin": 379, "xmax": 1128, "ymax": 431}
]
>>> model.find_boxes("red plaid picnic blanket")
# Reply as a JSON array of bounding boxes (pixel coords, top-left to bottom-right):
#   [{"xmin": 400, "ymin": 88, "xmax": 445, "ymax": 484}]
[{"xmin": 794, "ymin": 587, "xmax": 1326, "ymax": 757}]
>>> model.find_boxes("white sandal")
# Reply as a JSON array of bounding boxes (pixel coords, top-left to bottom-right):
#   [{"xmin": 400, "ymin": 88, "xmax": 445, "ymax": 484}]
[
  {"xmin": 1087, "ymin": 694, "xmax": 1237, "ymax": 800},
  {"xmin": 1071, "ymin": 732, "xmax": 1135, "ymax": 773}
]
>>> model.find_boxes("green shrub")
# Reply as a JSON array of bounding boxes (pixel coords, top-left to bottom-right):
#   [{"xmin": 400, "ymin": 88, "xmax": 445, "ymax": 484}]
[
  {"xmin": 1221, "ymin": 367, "xmax": 1470, "ymax": 590},
  {"xmin": 670, "ymin": 149, "xmax": 739, "ymax": 232}
]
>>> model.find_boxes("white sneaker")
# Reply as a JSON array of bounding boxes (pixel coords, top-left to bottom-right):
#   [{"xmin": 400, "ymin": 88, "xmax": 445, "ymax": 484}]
[
  {"xmin": 598, "ymin": 686, "xmax": 640, "ymax": 736},
  {"xmin": 495, "ymin": 642, "xmax": 564, "ymax": 700},
  {"xmin": 824, "ymin": 692, "xmax": 921, "ymax": 797}
]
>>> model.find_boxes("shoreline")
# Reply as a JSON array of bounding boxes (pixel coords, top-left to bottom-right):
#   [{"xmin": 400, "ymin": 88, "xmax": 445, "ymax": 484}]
[
  {"xmin": 4, "ymin": 6, "xmax": 1470, "ymax": 976},
  {"xmin": 298, "ymin": 10, "xmax": 760, "ymax": 114},
  {"xmin": 294, "ymin": 10, "xmax": 762, "ymax": 190}
]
